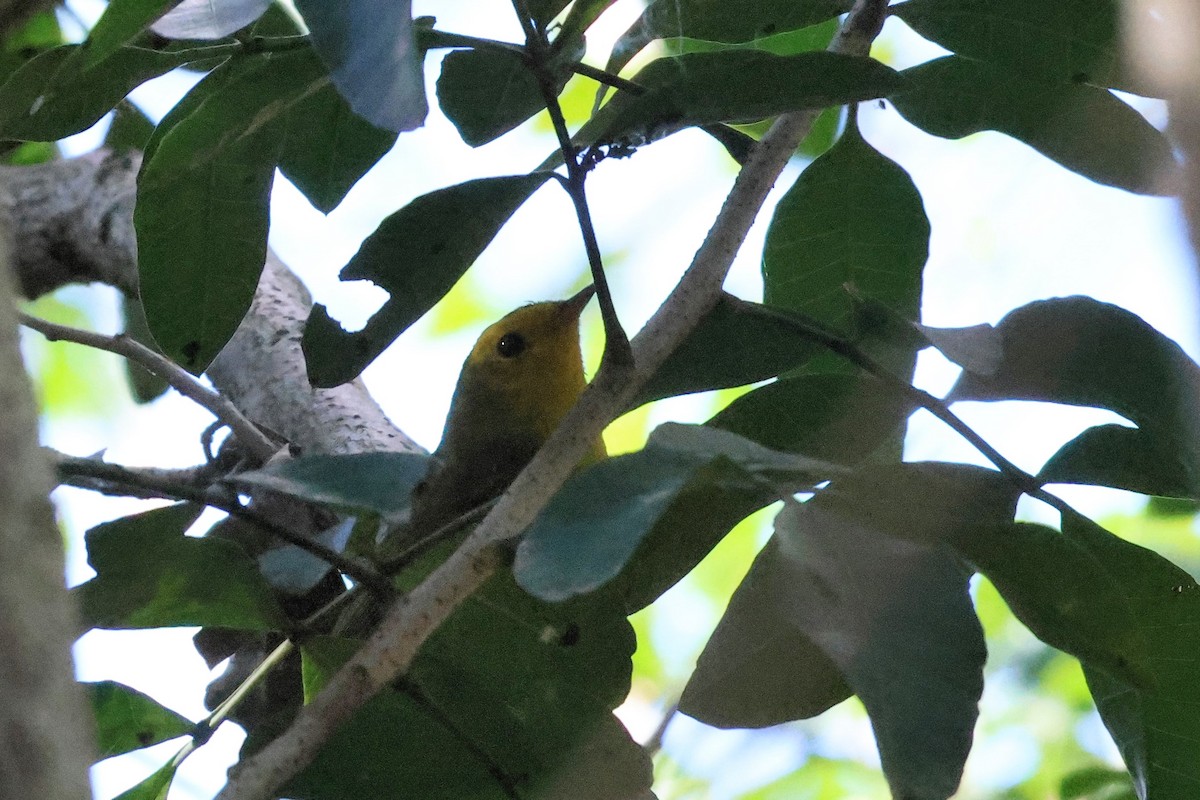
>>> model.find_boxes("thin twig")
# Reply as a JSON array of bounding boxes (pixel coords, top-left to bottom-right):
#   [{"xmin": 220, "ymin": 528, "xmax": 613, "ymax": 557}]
[
  {"xmin": 514, "ymin": 0, "xmax": 633, "ymax": 366},
  {"xmin": 733, "ymin": 298, "xmax": 1078, "ymax": 515},
  {"xmin": 19, "ymin": 312, "xmax": 279, "ymax": 463},
  {"xmin": 379, "ymin": 500, "xmax": 497, "ymax": 577},
  {"xmin": 53, "ymin": 452, "xmax": 391, "ymax": 595}
]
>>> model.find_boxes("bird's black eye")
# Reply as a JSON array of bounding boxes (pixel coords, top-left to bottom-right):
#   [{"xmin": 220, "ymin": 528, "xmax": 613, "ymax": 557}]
[{"xmin": 496, "ymin": 332, "xmax": 526, "ymax": 358}]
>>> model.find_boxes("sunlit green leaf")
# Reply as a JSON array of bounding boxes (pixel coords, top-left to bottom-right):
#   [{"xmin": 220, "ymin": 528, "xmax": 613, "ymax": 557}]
[
  {"xmin": 890, "ymin": 56, "xmax": 1173, "ymax": 195},
  {"xmin": 111, "ymin": 759, "xmax": 176, "ymax": 800}
]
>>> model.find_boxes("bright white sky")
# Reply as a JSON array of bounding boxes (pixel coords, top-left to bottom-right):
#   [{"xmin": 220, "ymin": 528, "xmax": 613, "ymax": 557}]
[{"xmin": 41, "ymin": 2, "xmax": 1198, "ymax": 798}]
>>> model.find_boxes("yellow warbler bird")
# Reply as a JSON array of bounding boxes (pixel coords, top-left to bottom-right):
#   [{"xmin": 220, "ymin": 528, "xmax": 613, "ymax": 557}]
[{"xmin": 407, "ymin": 285, "xmax": 607, "ymax": 536}]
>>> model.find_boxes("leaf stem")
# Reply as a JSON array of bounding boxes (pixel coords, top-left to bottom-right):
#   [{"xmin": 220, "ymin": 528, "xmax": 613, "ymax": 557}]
[
  {"xmin": 19, "ymin": 312, "xmax": 279, "ymax": 463},
  {"xmin": 53, "ymin": 452, "xmax": 392, "ymax": 595},
  {"xmin": 512, "ymin": 0, "xmax": 633, "ymax": 367}
]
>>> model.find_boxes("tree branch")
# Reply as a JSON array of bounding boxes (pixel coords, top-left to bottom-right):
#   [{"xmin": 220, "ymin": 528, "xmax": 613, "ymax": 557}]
[
  {"xmin": 20, "ymin": 312, "xmax": 280, "ymax": 463},
  {"xmin": 215, "ymin": 2, "xmax": 890, "ymax": 797}
]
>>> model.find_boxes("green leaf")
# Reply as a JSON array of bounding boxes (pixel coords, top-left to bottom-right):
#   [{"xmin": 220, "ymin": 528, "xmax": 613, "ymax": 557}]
[
  {"xmin": 291, "ymin": 571, "xmax": 648, "ymax": 800},
  {"xmin": 293, "ymin": 0, "xmax": 427, "ymax": 132},
  {"xmin": 952, "ymin": 521, "xmax": 1150, "ymax": 688},
  {"xmin": 0, "ymin": 45, "xmax": 186, "ymax": 141},
  {"xmin": 111, "ymin": 760, "xmax": 176, "ymax": 800},
  {"xmin": 890, "ymin": 56, "xmax": 1173, "ymax": 195},
  {"xmin": 515, "ymin": 423, "xmax": 836, "ymax": 607},
  {"xmin": 437, "ymin": 47, "xmax": 544, "ymax": 147},
  {"xmin": 105, "ymin": 101, "xmax": 155, "ymax": 151},
  {"xmin": 1063, "ymin": 513, "xmax": 1200, "ymax": 799},
  {"xmin": 1060, "ymin": 765, "xmax": 1137, "ymax": 800},
  {"xmin": 762, "ymin": 120, "xmax": 928, "ymax": 377},
  {"xmin": 1040, "ymin": 424, "xmax": 1199, "ymax": 499},
  {"xmin": 303, "ymin": 173, "xmax": 551, "ymax": 387},
  {"xmin": 233, "ymin": 452, "xmax": 432, "ymax": 516},
  {"xmin": 75, "ymin": 0, "xmax": 178, "ymax": 70},
  {"xmin": 88, "ymin": 680, "xmax": 193, "ymax": 759},
  {"xmin": 708, "ymin": 372, "xmax": 915, "ymax": 461},
  {"xmin": 634, "ymin": 293, "xmax": 820, "ymax": 407},
  {"xmin": 946, "ymin": 296, "xmax": 1200, "ymax": 496},
  {"xmin": 891, "ymin": 0, "xmax": 1137, "ymax": 92},
  {"xmin": 74, "ymin": 502, "xmax": 288, "ymax": 630},
  {"xmin": 679, "ymin": 537, "xmax": 852, "ymax": 727},
  {"xmin": 137, "ymin": 49, "xmax": 326, "ymax": 372},
  {"xmin": 604, "ymin": 0, "xmax": 851, "ymax": 90},
  {"xmin": 686, "ymin": 462, "xmax": 1018, "ymax": 800},
  {"xmin": 583, "ymin": 50, "xmax": 904, "ymax": 148},
  {"xmin": 279, "ymin": 81, "xmax": 398, "ymax": 213}
]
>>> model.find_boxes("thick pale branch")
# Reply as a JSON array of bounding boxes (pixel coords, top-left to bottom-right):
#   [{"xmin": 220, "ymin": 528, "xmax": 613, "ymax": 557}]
[{"xmin": 217, "ymin": 2, "xmax": 890, "ymax": 797}]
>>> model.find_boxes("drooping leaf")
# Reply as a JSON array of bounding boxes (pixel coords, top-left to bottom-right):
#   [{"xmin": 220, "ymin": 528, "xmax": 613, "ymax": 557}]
[
  {"xmin": 708, "ymin": 372, "xmax": 915, "ymax": 461},
  {"xmin": 1039, "ymin": 423, "xmax": 1199, "ymax": 499},
  {"xmin": 88, "ymin": 680, "xmax": 193, "ymax": 760},
  {"xmin": 685, "ymin": 462, "xmax": 1019, "ymax": 800},
  {"xmin": 604, "ymin": 0, "xmax": 851, "ymax": 90},
  {"xmin": 581, "ymin": 50, "xmax": 904, "ymax": 148},
  {"xmin": 890, "ymin": 56, "xmax": 1174, "ymax": 195},
  {"xmin": 634, "ymin": 293, "xmax": 820, "ymax": 407},
  {"xmin": 303, "ymin": 173, "xmax": 551, "ymax": 387},
  {"xmin": 293, "ymin": 0, "xmax": 427, "ymax": 132},
  {"xmin": 74, "ymin": 502, "xmax": 288, "ymax": 630},
  {"xmin": 0, "ymin": 45, "xmax": 186, "ymax": 141},
  {"xmin": 233, "ymin": 452, "xmax": 432, "ymax": 516},
  {"xmin": 137, "ymin": 48, "xmax": 326, "ymax": 372},
  {"xmin": 152, "ymin": 0, "xmax": 272, "ymax": 39},
  {"xmin": 891, "ymin": 0, "xmax": 1137, "ymax": 92},
  {"xmin": 289, "ymin": 571, "xmax": 648, "ymax": 800},
  {"xmin": 950, "ymin": 521, "xmax": 1151, "ymax": 688},
  {"xmin": 946, "ymin": 296, "xmax": 1200, "ymax": 496},
  {"xmin": 762, "ymin": 119, "xmax": 928, "ymax": 379},
  {"xmin": 438, "ymin": 47, "xmax": 549, "ymax": 147},
  {"xmin": 279, "ymin": 81, "xmax": 398, "ymax": 213},
  {"xmin": 74, "ymin": 0, "xmax": 179, "ymax": 70},
  {"xmin": 679, "ymin": 537, "xmax": 852, "ymax": 727},
  {"xmin": 1063, "ymin": 513, "xmax": 1200, "ymax": 799},
  {"xmin": 515, "ymin": 423, "xmax": 837, "ymax": 607}
]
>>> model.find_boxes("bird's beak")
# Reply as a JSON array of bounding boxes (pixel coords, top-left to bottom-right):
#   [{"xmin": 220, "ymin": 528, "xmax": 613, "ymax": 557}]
[{"xmin": 560, "ymin": 284, "xmax": 595, "ymax": 321}]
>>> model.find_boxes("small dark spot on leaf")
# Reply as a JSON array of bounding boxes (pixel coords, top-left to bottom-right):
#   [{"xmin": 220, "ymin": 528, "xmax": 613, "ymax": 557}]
[
  {"xmin": 1072, "ymin": 72, "xmax": 1089, "ymax": 84},
  {"xmin": 182, "ymin": 340, "xmax": 201, "ymax": 366},
  {"xmin": 429, "ymin": 240, "xmax": 446, "ymax": 256},
  {"xmin": 136, "ymin": 730, "xmax": 154, "ymax": 745},
  {"xmin": 760, "ymin": 23, "xmax": 777, "ymax": 35},
  {"xmin": 558, "ymin": 623, "xmax": 580, "ymax": 646}
]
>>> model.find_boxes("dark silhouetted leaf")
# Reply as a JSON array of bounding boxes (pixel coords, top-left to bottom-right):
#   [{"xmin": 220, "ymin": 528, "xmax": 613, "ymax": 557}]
[
  {"xmin": 280, "ymin": 81, "xmax": 398, "ymax": 213},
  {"xmin": 946, "ymin": 296, "xmax": 1200, "ymax": 496},
  {"xmin": 582, "ymin": 50, "xmax": 903, "ymax": 148},
  {"xmin": 74, "ymin": 502, "xmax": 288, "ymax": 630},
  {"xmin": 303, "ymin": 173, "xmax": 550, "ymax": 387},
  {"xmin": 604, "ymin": 0, "xmax": 851, "ymax": 90},
  {"xmin": 438, "ymin": 47, "xmax": 544, "ymax": 147},
  {"xmin": 709, "ymin": 372, "xmax": 915, "ymax": 461},
  {"xmin": 635, "ymin": 293, "xmax": 820, "ymax": 407},
  {"xmin": 892, "ymin": 0, "xmax": 1137, "ymax": 92},
  {"xmin": 89, "ymin": 680, "xmax": 193, "ymax": 760},
  {"xmin": 294, "ymin": 0, "xmax": 427, "ymax": 132},
  {"xmin": 891, "ymin": 56, "xmax": 1173, "ymax": 195},
  {"xmin": 120, "ymin": 294, "xmax": 170, "ymax": 403},
  {"xmin": 1040, "ymin": 423, "xmax": 1199, "ymax": 499}
]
